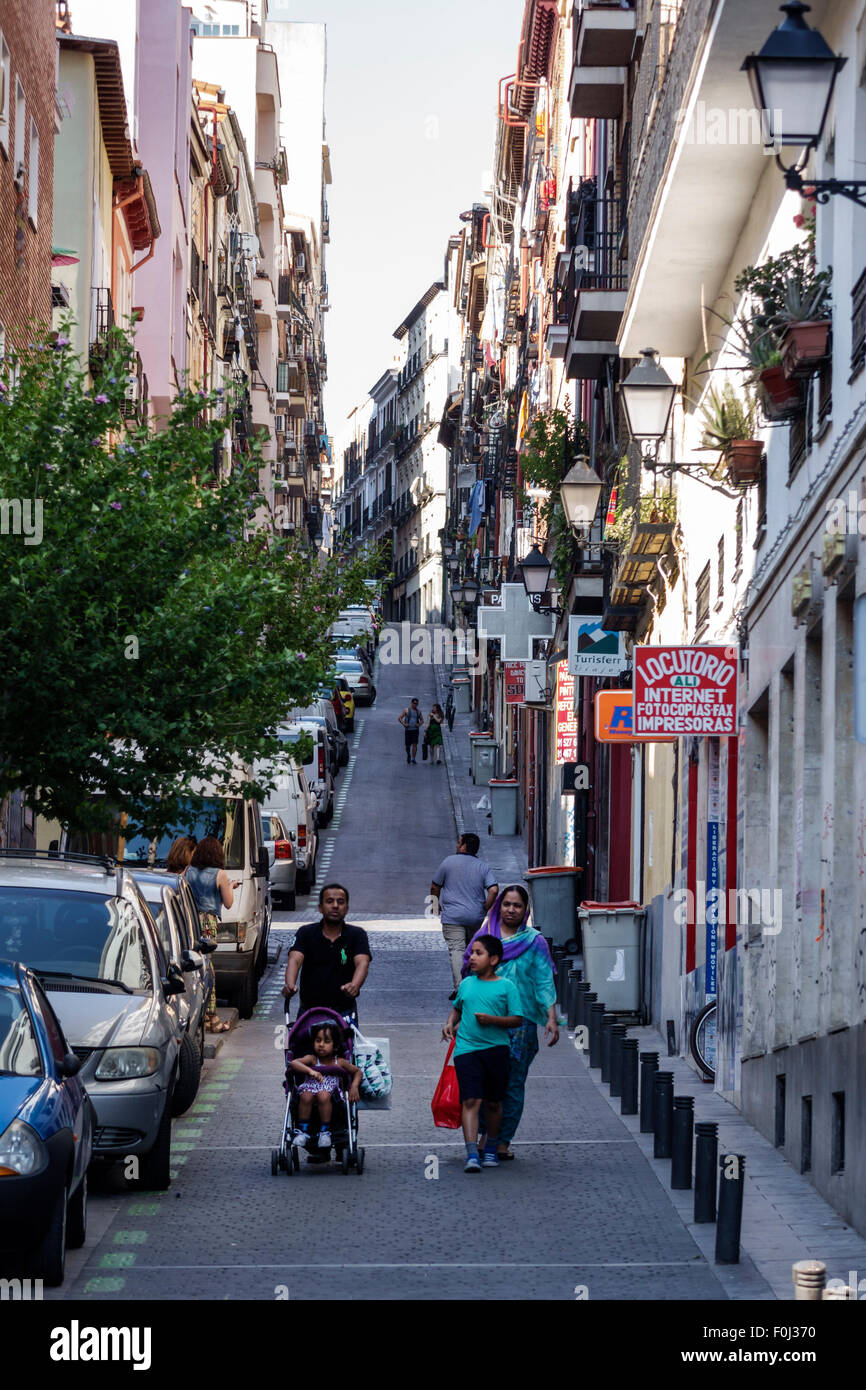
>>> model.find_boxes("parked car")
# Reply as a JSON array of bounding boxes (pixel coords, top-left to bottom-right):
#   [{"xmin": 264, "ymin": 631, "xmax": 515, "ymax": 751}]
[
  {"xmin": 260, "ymin": 811, "xmax": 297, "ymax": 910},
  {"xmin": 131, "ymin": 873, "xmax": 215, "ymax": 1115},
  {"xmin": 335, "ymin": 656, "xmax": 376, "ymax": 706},
  {"xmin": 258, "ymin": 753, "xmax": 318, "ymax": 902},
  {"xmin": 0, "ymin": 959, "xmax": 93, "ymax": 1285},
  {"xmin": 277, "ymin": 721, "xmax": 333, "ymax": 838},
  {"xmin": 70, "ymin": 788, "xmax": 272, "ymax": 1021},
  {"xmin": 335, "ymin": 677, "xmax": 355, "ymax": 732},
  {"xmin": 0, "ymin": 853, "xmax": 185, "ymax": 1191},
  {"xmin": 290, "ymin": 701, "xmax": 348, "ymax": 777}
]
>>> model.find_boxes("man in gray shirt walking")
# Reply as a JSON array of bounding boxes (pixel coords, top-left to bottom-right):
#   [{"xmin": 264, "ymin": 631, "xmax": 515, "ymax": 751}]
[{"xmin": 430, "ymin": 833, "xmax": 499, "ymax": 995}]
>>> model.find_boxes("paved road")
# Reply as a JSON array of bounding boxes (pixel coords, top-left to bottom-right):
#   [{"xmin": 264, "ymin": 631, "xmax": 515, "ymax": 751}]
[{"xmin": 52, "ymin": 632, "xmax": 728, "ymax": 1301}]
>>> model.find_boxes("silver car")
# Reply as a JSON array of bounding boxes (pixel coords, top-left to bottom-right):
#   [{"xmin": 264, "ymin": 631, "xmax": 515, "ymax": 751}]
[
  {"xmin": 0, "ymin": 854, "xmax": 185, "ymax": 1190},
  {"xmin": 132, "ymin": 872, "xmax": 215, "ymax": 1115},
  {"xmin": 260, "ymin": 811, "xmax": 298, "ymax": 909}
]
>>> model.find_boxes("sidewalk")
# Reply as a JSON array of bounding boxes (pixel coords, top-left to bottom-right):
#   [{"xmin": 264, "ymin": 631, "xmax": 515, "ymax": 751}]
[
  {"xmin": 434, "ymin": 662, "xmax": 526, "ymax": 887},
  {"xmin": 577, "ymin": 1022, "xmax": 866, "ymax": 1300}
]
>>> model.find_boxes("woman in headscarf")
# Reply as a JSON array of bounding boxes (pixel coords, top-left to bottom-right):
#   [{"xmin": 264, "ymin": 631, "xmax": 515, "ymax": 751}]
[{"xmin": 463, "ymin": 884, "xmax": 559, "ymax": 1159}]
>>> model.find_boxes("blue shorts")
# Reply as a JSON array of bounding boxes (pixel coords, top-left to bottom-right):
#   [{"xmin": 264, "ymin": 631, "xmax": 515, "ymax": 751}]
[{"xmin": 453, "ymin": 1045, "xmax": 510, "ymax": 1102}]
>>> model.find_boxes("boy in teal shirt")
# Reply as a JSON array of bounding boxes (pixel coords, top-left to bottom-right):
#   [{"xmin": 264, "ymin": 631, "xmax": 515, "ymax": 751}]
[{"xmin": 442, "ymin": 934, "xmax": 522, "ymax": 1171}]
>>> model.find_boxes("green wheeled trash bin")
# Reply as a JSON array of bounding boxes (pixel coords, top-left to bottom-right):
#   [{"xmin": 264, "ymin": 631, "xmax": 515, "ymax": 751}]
[
  {"xmin": 524, "ymin": 866, "xmax": 582, "ymax": 947},
  {"xmin": 469, "ymin": 731, "xmax": 495, "ymax": 783},
  {"xmin": 452, "ymin": 677, "xmax": 471, "ymax": 714},
  {"xmin": 578, "ymin": 901, "xmax": 645, "ymax": 1014},
  {"xmin": 489, "ymin": 778, "xmax": 518, "ymax": 835}
]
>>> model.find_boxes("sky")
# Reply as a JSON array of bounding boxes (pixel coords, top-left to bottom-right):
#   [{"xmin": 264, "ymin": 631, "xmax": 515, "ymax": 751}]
[{"xmin": 278, "ymin": 0, "xmax": 526, "ymax": 439}]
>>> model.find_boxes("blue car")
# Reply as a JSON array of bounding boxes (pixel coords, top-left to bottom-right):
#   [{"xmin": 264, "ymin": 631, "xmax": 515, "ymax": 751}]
[{"xmin": 0, "ymin": 959, "xmax": 92, "ymax": 1285}]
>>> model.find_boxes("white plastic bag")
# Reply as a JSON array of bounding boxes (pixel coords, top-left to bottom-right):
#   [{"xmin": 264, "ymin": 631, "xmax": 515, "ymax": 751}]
[{"xmin": 352, "ymin": 1025, "xmax": 392, "ymax": 1110}]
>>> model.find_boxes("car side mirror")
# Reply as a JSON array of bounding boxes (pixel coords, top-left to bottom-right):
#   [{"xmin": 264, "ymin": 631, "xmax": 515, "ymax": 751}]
[
  {"xmin": 196, "ymin": 937, "xmax": 218, "ymax": 955},
  {"xmin": 256, "ymin": 846, "xmax": 270, "ymax": 879},
  {"xmin": 60, "ymin": 1051, "xmax": 81, "ymax": 1077},
  {"xmin": 162, "ymin": 972, "xmax": 186, "ymax": 996},
  {"xmin": 181, "ymin": 949, "xmax": 204, "ymax": 973}
]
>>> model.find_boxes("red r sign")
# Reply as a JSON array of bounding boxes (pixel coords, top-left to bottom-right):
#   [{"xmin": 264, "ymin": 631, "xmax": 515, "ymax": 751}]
[{"xmin": 634, "ymin": 645, "xmax": 738, "ymax": 737}]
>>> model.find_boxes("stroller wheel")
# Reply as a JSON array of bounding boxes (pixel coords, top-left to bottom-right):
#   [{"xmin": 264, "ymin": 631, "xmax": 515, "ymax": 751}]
[
  {"xmin": 270, "ymin": 1149, "xmax": 280, "ymax": 1176},
  {"xmin": 355, "ymin": 1147, "xmax": 365, "ymax": 1176},
  {"xmin": 340, "ymin": 1148, "xmax": 350, "ymax": 1175},
  {"xmin": 291, "ymin": 1147, "xmax": 300, "ymax": 1173}
]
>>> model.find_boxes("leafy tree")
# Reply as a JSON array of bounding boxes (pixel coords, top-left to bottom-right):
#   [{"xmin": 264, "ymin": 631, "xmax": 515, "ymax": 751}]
[
  {"xmin": 0, "ymin": 324, "xmax": 383, "ymax": 838},
  {"xmin": 519, "ymin": 409, "xmax": 589, "ymax": 594}
]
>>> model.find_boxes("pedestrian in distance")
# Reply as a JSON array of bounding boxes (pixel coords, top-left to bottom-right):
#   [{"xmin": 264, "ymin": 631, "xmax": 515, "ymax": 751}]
[
  {"xmin": 430, "ymin": 833, "xmax": 498, "ymax": 996},
  {"xmin": 465, "ymin": 885, "xmax": 559, "ymax": 1161},
  {"xmin": 398, "ymin": 697, "xmax": 424, "ymax": 763},
  {"xmin": 426, "ymin": 703, "xmax": 445, "ymax": 765},
  {"xmin": 290, "ymin": 1021, "xmax": 363, "ymax": 1152},
  {"xmin": 442, "ymin": 934, "xmax": 523, "ymax": 1172},
  {"xmin": 186, "ymin": 836, "xmax": 241, "ymax": 1033},
  {"xmin": 283, "ymin": 883, "xmax": 372, "ymax": 1023}
]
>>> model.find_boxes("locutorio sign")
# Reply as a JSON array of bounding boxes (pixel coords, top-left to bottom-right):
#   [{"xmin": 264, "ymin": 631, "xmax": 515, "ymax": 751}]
[{"xmin": 634, "ymin": 645, "xmax": 738, "ymax": 736}]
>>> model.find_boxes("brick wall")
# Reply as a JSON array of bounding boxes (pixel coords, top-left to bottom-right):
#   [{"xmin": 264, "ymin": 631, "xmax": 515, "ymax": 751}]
[{"xmin": 0, "ymin": 0, "xmax": 55, "ymax": 350}]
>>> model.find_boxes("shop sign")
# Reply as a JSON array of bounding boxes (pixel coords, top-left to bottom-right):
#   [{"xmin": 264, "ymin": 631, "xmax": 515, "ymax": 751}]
[
  {"xmin": 634, "ymin": 645, "xmax": 738, "ymax": 736},
  {"xmin": 594, "ymin": 691, "xmax": 676, "ymax": 744},
  {"xmin": 554, "ymin": 662, "xmax": 578, "ymax": 765},
  {"xmin": 567, "ymin": 614, "xmax": 627, "ymax": 677},
  {"xmin": 504, "ymin": 661, "xmax": 525, "ymax": 704}
]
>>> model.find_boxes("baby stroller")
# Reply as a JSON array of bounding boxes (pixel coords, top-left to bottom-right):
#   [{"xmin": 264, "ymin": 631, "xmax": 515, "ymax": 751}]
[{"xmin": 271, "ymin": 1005, "xmax": 366, "ymax": 1176}]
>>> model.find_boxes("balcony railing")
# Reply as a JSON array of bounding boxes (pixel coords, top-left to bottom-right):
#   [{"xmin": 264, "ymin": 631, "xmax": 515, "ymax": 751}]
[{"xmin": 89, "ymin": 287, "xmax": 114, "ymax": 371}]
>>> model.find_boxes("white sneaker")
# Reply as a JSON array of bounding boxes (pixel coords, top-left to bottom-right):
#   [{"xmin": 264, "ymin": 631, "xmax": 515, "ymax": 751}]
[
  {"xmin": 291, "ymin": 1131, "xmax": 309, "ymax": 1149},
  {"xmin": 317, "ymin": 1129, "xmax": 332, "ymax": 1150}
]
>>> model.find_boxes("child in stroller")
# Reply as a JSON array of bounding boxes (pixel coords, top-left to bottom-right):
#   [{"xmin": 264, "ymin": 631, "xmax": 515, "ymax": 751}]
[{"xmin": 272, "ymin": 1005, "xmax": 367, "ymax": 1176}]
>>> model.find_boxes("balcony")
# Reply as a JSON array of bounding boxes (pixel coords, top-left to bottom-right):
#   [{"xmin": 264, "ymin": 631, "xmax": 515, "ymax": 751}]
[
  {"xmin": 564, "ymin": 195, "xmax": 627, "ymax": 380},
  {"xmin": 253, "ymin": 271, "xmax": 276, "ymax": 328},
  {"xmin": 277, "ymin": 273, "xmax": 293, "ymax": 313},
  {"xmin": 569, "ymin": 2, "xmax": 633, "ymax": 119},
  {"xmin": 603, "ymin": 496, "xmax": 678, "ymax": 633},
  {"xmin": 574, "ymin": 1, "xmax": 636, "ymax": 67},
  {"xmin": 89, "ymin": 286, "xmax": 114, "ymax": 373}
]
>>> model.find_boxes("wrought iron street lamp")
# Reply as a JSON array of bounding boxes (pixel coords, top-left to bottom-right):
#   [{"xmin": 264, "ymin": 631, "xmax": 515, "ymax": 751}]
[
  {"xmin": 461, "ymin": 576, "xmax": 481, "ymax": 607},
  {"xmin": 518, "ymin": 545, "xmax": 553, "ymax": 597},
  {"xmin": 450, "ymin": 579, "xmax": 467, "ymax": 606},
  {"xmin": 621, "ymin": 349, "xmax": 677, "ymax": 460},
  {"xmin": 560, "ymin": 454, "xmax": 603, "ymax": 534},
  {"xmin": 743, "ymin": 2, "xmax": 866, "ymax": 207}
]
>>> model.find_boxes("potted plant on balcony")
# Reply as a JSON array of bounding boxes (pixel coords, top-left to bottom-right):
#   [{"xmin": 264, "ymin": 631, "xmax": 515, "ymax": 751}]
[
  {"xmin": 696, "ymin": 381, "xmax": 763, "ymax": 485},
  {"xmin": 777, "ymin": 276, "xmax": 832, "ymax": 379}
]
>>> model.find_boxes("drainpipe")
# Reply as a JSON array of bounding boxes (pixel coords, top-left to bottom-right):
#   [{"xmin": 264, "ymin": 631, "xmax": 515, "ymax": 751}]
[{"xmin": 113, "ymin": 175, "xmax": 159, "ymax": 275}]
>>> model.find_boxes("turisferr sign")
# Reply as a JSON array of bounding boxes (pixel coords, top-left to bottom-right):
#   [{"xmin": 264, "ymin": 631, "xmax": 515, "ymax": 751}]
[{"xmin": 634, "ymin": 645, "xmax": 738, "ymax": 736}]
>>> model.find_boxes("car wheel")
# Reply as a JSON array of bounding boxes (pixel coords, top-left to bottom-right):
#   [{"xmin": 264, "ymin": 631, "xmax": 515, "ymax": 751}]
[
  {"xmin": 67, "ymin": 1172, "xmax": 87, "ymax": 1249},
  {"xmin": 237, "ymin": 969, "xmax": 258, "ymax": 1019},
  {"xmin": 309, "ymin": 853, "xmax": 317, "ymax": 887},
  {"xmin": 30, "ymin": 1186, "xmax": 67, "ymax": 1285},
  {"xmin": 172, "ymin": 1032, "xmax": 201, "ymax": 1116},
  {"xmin": 285, "ymin": 888, "xmax": 297, "ymax": 911},
  {"xmin": 133, "ymin": 1090, "xmax": 173, "ymax": 1191},
  {"xmin": 347, "ymin": 719, "xmax": 355, "ymax": 733}
]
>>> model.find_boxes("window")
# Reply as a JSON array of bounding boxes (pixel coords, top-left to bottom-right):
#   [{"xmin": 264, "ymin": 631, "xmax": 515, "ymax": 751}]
[
  {"xmin": 831, "ymin": 1091, "xmax": 845, "ymax": 1174},
  {"xmin": 13, "ymin": 78, "xmax": 24, "ymax": 184},
  {"xmin": 733, "ymin": 499, "xmax": 744, "ymax": 575},
  {"xmin": 849, "ymin": 268, "xmax": 866, "ymax": 381},
  {"xmin": 695, "ymin": 561, "xmax": 710, "ymax": 638},
  {"xmin": 715, "ymin": 535, "xmax": 724, "ymax": 606},
  {"xmin": 27, "ymin": 117, "xmax": 37, "ymax": 226},
  {"xmin": 0, "ymin": 34, "xmax": 9, "ymax": 153},
  {"xmin": 222, "ymin": 23, "xmax": 240, "ymax": 34}
]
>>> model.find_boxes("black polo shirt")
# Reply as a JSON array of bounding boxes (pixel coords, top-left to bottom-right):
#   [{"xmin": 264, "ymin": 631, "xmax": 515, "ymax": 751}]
[{"xmin": 291, "ymin": 920, "xmax": 372, "ymax": 1018}]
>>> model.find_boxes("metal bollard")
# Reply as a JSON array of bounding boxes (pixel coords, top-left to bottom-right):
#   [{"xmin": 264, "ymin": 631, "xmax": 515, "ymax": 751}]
[
  {"xmin": 574, "ymin": 982, "xmax": 590, "ymax": 1028},
  {"xmin": 639, "ymin": 1052, "xmax": 659, "ymax": 1133},
  {"xmin": 554, "ymin": 951, "xmax": 569, "ymax": 1011},
  {"xmin": 715, "ymin": 1154, "xmax": 746, "ymax": 1264},
  {"xmin": 609, "ymin": 1025, "xmax": 627, "ymax": 1098},
  {"xmin": 792, "ymin": 1260, "xmax": 826, "ymax": 1300},
  {"xmin": 600, "ymin": 1014, "xmax": 617, "ymax": 1084},
  {"xmin": 670, "ymin": 1095, "xmax": 694, "ymax": 1189},
  {"xmin": 620, "ymin": 1039, "xmax": 639, "ymax": 1115},
  {"xmin": 694, "ymin": 1122, "xmax": 718, "ymax": 1222},
  {"xmin": 579, "ymin": 990, "xmax": 597, "ymax": 1030},
  {"xmin": 588, "ymin": 1002, "xmax": 605, "ymax": 1069},
  {"xmin": 652, "ymin": 1071, "xmax": 674, "ymax": 1158},
  {"xmin": 566, "ymin": 971, "xmax": 581, "ymax": 1029}
]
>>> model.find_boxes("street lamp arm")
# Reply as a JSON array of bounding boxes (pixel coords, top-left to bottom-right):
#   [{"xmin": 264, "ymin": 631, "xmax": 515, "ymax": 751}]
[{"xmin": 778, "ymin": 153, "xmax": 866, "ymax": 208}]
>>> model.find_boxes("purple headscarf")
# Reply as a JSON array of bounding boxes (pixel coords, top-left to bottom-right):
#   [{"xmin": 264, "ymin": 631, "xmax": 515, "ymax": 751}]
[{"xmin": 460, "ymin": 886, "xmax": 557, "ymax": 978}]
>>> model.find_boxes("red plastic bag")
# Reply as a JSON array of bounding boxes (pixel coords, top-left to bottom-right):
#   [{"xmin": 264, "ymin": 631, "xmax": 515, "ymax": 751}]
[{"xmin": 431, "ymin": 1038, "xmax": 462, "ymax": 1129}]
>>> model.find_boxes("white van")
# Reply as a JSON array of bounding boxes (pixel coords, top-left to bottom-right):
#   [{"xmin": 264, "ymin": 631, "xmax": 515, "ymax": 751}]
[
  {"xmin": 66, "ymin": 783, "xmax": 271, "ymax": 1020},
  {"xmin": 277, "ymin": 721, "xmax": 333, "ymax": 832},
  {"xmin": 256, "ymin": 753, "xmax": 318, "ymax": 899}
]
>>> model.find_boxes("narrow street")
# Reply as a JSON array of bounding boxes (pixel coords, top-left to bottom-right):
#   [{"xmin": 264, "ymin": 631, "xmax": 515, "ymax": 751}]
[{"xmin": 52, "ymin": 640, "xmax": 726, "ymax": 1302}]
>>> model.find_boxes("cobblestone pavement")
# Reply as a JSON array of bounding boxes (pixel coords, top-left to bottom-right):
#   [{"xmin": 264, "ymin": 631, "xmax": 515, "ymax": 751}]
[{"xmin": 52, "ymin": 630, "xmax": 734, "ymax": 1301}]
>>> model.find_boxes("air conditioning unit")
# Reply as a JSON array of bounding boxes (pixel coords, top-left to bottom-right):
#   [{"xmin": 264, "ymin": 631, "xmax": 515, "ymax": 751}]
[{"xmin": 296, "ymin": 253, "xmax": 306, "ymax": 273}]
